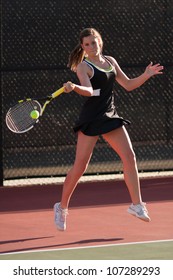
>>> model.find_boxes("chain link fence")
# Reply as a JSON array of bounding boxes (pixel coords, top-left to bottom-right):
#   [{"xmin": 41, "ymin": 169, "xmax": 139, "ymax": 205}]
[{"xmin": 1, "ymin": 0, "xmax": 173, "ymax": 184}]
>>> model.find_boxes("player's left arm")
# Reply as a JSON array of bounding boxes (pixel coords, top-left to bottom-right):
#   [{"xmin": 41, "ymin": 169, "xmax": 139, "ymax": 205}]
[{"xmin": 107, "ymin": 56, "xmax": 164, "ymax": 92}]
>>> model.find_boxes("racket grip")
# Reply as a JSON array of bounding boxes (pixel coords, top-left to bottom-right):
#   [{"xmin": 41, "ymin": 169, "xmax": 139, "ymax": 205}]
[{"xmin": 52, "ymin": 87, "xmax": 64, "ymax": 98}]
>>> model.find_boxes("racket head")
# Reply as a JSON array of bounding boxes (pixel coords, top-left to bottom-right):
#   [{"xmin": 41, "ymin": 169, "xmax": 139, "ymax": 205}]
[{"xmin": 6, "ymin": 100, "xmax": 42, "ymax": 133}]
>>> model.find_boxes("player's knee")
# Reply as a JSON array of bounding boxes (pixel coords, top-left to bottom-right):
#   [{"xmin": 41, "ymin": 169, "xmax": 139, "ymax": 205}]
[
  {"xmin": 74, "ymin": 159, "xmax": 89, "ymax": 175},
  {"xmin": 122, "ymin": 149, "xmax": 136, "ymax": 166}
]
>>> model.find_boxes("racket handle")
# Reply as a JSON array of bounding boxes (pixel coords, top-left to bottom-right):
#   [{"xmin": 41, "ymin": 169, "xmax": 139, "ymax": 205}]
[{"xmin": 52, "ymin": 87, "xmax": 64, "ymax": 98}]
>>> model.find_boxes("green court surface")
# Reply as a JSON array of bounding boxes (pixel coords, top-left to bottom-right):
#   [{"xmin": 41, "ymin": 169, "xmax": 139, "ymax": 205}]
[{"xmin": 0, "ymin": 240, "xmax": 173, "ymax": 260}]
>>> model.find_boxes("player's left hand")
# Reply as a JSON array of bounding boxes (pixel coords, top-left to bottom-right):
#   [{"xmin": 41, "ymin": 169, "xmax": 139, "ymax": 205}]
[{"xmin": 145, "ymin": 62, "xmax": 164, "ymax": 77}]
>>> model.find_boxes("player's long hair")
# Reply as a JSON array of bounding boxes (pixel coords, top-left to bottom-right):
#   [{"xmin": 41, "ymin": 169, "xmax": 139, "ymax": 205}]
[{"xmin": 68, "ymin": 28, "xmax": 103, "ymax": 72}]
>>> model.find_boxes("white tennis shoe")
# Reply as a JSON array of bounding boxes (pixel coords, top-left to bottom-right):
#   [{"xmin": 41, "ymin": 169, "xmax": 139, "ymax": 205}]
[
  {"xmin": 127, "ymin": 202, "xmax": 151, "ymax": 222},
  {"xmin": 54, "ymin": 202, "xmax": 68, "ymax": 231}
]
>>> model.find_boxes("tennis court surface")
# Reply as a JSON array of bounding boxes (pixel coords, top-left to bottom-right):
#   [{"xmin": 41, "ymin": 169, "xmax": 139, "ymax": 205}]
[{"xmin": 0, "ymin": 175, "xmax": 173, "ymax": 260}]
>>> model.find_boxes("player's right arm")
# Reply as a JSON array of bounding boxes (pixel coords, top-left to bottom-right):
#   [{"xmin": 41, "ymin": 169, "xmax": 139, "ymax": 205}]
[{"xmin": 63, "ymin": 62, "xmax": 93, "ymax": 96}]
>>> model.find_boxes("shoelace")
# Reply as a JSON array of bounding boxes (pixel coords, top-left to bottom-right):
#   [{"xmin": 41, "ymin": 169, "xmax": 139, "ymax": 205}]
[
  {"xmin": 135, "ymin": 203, "xmax": 148, "ymax": 215},
  {"xmin": 140, "ymin": 202, "xmax": 148, "ymax": 213},
  {"xmin": 61, "ymin": 208, "xmax": 68, "ymax": 216},
  {"xmin": 59, "ymin": 207, "xmax": 68, "ymax": 221}
]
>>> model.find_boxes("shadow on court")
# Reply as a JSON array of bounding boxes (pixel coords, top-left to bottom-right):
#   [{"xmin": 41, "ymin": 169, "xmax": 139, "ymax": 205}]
[{"xmin": 0, "ymin": 237, "xmax": 124, "ymax": 254}]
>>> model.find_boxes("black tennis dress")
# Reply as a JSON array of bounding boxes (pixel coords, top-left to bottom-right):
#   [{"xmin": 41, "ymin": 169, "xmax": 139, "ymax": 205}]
[{"xmin": 73, "ymin": 57, "xmax": 130, "ymax": 136}]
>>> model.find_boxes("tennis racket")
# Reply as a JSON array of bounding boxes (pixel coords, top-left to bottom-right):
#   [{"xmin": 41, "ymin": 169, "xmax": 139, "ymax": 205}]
[{"xmin": 6, "ymin": 87, "xmax": 64, "ymax": 133}]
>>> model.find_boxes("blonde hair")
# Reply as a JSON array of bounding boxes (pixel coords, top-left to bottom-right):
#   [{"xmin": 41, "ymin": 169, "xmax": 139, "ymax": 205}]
[{"xmin": 68, "ymin": 28, "xmax": 103, "ymax": 72}]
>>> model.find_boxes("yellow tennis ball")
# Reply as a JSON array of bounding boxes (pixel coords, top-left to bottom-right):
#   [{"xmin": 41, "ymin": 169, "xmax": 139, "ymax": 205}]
[{"xmin": 30, "ymin": 110, "xmax": 39, "ymax": 119}]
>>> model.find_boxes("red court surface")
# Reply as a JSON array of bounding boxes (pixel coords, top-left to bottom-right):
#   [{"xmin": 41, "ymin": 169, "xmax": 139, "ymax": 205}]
[{"xmin": 0, "ymin": 176, "xmax": 173, "ymax": 254}]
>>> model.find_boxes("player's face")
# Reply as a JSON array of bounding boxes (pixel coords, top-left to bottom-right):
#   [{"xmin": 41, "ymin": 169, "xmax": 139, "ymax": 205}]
[{"xmin": 81, "ymin": 35, "xmax": 101, "ymax": 57}]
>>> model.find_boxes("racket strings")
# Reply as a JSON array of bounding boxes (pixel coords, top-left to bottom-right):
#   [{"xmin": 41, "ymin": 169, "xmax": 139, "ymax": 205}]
[{"xmin": 6, "ymin": 100, "xmax": 41, "ymax": 133}]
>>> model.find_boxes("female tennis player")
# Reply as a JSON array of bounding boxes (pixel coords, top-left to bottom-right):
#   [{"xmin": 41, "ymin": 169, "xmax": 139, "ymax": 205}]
[{"xmin": 54, "ymin": 28, "xmax": 164, "ymax": 231}]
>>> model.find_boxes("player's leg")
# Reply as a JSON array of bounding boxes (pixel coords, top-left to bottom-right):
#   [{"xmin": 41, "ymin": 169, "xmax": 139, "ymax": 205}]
[
  {"xmin": 54, "ymin": 131, "xmax": 98, "ymax": 230},
  {"xmin": 103, "ymin": 126, "xmax": 141, "ymax": 204},
  {"xmin": 102, "ymin": 126, "xmax": 150, "ymax": 222},
  {"xmin": 61, "ymin": 131, "xmax": 98, "ymax": 208}
]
